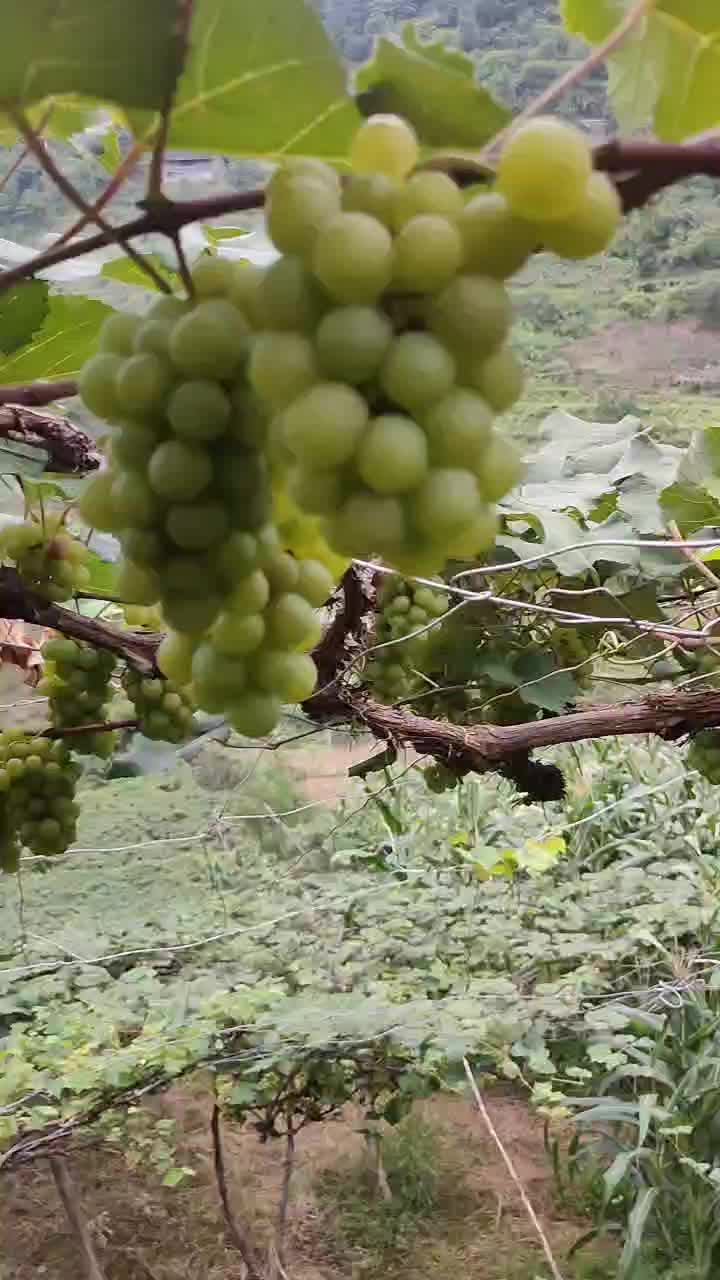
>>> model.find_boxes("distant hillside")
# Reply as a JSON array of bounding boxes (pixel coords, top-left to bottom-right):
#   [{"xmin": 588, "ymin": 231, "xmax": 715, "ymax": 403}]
[{"xmin": 313, "ymin": 0, "xmax": 610, "ymax": 123}]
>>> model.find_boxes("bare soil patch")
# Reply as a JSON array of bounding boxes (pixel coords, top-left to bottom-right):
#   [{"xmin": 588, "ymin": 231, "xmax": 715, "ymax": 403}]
[
  {"xmin": 0, "ymin": 1090, "xmax": 594, "ymax": 1280},
  {"xmin": 568, "ymin": 319, "xmax": 720, "ymax": 392}
]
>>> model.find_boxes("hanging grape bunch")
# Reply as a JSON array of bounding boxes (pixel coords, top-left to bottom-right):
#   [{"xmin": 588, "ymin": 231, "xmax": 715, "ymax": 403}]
[
  {"xmin": 0, "ymin": 730, "xmax": 81, "ymax": 873},
  {"xmin": 121, "ymin": 671, "xmax": 194, "ymax": 743},
  {"xmin": 262, "ymin": 112, "xmax": 620, "ymax": 574},
  {"xmin": 365, "ymin": 575, "xmax": 450, "ymax": 702},
  {"xmin": 0, "ymin": 515, "xmax": 92, "ymax": 601},
  {"xmin": 77, "ymin": 263, "xmax": 335, "ymax": 739},
  {"xmin": 40, "ymin": 638, "xmax": 118, "ymax": 757}
]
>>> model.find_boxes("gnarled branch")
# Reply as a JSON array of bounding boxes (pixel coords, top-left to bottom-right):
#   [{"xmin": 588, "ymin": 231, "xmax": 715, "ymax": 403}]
[{"xmin": 0, "ymin": 405, "xmax": 100, "ymax": 474}]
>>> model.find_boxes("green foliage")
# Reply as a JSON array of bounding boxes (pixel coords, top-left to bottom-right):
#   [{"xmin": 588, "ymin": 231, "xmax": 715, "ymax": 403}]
[
  {"xmin": 561, "ymin": 0, "xmax": 720, "ymax": 140},
  {"xmin": 0, "ymin": 294, "xmax": 112, "ymax": 383},
  {"xmin": 0, "ymin": 0, "xmax": 180, "ymax": 113},
  {"xmin": 356, "ymin": 23, "xmax": 510, "ymax": 147}
]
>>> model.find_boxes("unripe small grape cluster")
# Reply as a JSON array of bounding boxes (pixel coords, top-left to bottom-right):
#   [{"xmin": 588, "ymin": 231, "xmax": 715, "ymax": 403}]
[
  {"xmin": 0, "ymin": 730, "xmax": 81, "ymax": 872},
  {"xmin": 549, "ymin": 626, "xmax": 597, "ymax": 687},
  {"xmin": 39, "ymin": 637, "xmax": 117, "ymax": 756},
  {"xmin": 121, "ymin": 671, "xmax": 194, "ymax": 743},
  {"xmin": 77, "ymin": 269, "xmax": 335, "ymax": 737},
  {"xmin": 261, "ymin": 112, "xmax": 619, "ymax": 574},
  {"xmin": 423, "ymin": 760, "xmax": 463, "ymax": 794},
  {"xmin": 688, "ymin": 729, "xmax": 720, "ymax": 785},
  {"xmin": 0, "ymin": 516, "xmax": 91, "ymax": 602},
  {"xmin": 365, "ymin": 575, "xmax": 449, "ymax": 702}
]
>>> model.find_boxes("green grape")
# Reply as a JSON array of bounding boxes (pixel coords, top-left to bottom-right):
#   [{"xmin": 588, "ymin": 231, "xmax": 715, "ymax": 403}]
[
  {"xmin": 229, "ymin": 690, "xmax": 282, "ymax": 738},
  {"xmin": 266, "ymin": 592, "xmax": 317, "ymax": 650},
  {"xmin": 78, "ymin": 470, "xmax": 124, "ymax": 533},
  {"xmin": 79, "ymin": 352, "xmax": 123, "ymax": 419},
  {"xmin": 192, "ymin": 644, "xmax": 247, "ymax": 706},
  {"xmin": 264, "ymin": 551, "xmax": 300, "ymax": 594},
  {"xmin": 115, "ymin": 352, "xmax": 173, "ymax": 416},
  {"xmin": 313, "ymin": 212, "xmax": 393, "ymax": 304},
  {"xmin": 165, "ymin": 501, "xmax": 229, "ymax": 550},
  {"xmin": 356, "ymin": 414, "xmax": 428, "ymax": 494},
  {"xmin": 248, "ymin": 332, "xmax": 318, "ymax": 408},
  {"xmin": 474, "ymin": 433, "xmax": 524, "ymax": 502},
  {"xmin": 392, "ymin": 171, "xmax": 464, "ymax": 229},
  {"xmin": 191, "ymin": 255, "xmax": 235, "ymax": 297},
  {"xmin": 254, "ymin": 650, "xmax": 317, "ymax": 702},
  {"xmin": 168, "ymin": 300, "xmax": 249, "ymax": 380},
  {"xmin": 267, "ymin": 157, "xmax": 340, "ymax": 198},
  {"xmin": 266, "ymin": 177, "xmax": 340, "ymax": 256},
  {"xmin": 226, "ymin": 262, "xmax": 267, "ymax": 328},
  {"xmin": 121, "ymin": 527, "xmax": 165, "ymax": 566},
  {"xmin": 228, "ymin": 569, "xmax": 270, "ymax": 614},
  {"xmin": 163, "ymin": 553, "xmax": 219, "ymax": 598},
  {"xmin": 380, "ymin": 332, "xmax": 456, "ymax": 412},
  {"xmin": 495, "ymin": 116, "xmax": 592, "ymax": 222},
  {"xmin": 412, "ymin": 468, "xmax": 481, "ymax": 540},
  {"xmin": 144, "ymin": 296, "xmax": 190, "ymax": 325},
  {"xmin": 350, "ymin": 114, "xmax": 419, "ymax": 181},
  {"xmin": 536, "ymin": 171, "xmax": 622, "ymax": 260},
  {"xmin": 99, "ymin": 312, "xmax": 141, "ymax": 356},
  {"xmin": 464, "ymin": 344, "xmax": 525, "ymax": 413},
  {"xmin": 110, "ymin": 471, "xmax": 160, "ymax": 527},
  {"xmin": 147, "ymin": 439, "xmax": 213, "ymax": 502},
  {"xmin": 288, "ymin": 466, "xmax": 344, "ymax": 516},
  {"xmin": 283, "ymin": 382, "xmax": 368, "ymax": 468},
  {"xmin": 423, "ymin": 389, "xmax": 493, "ymax": 466},
  {"xmin": 342, "ymin": 173, "xmax": 399, "ymax": 227},
  {"xmin": 166, "ymin": 379, "xmax": 231, "ymax": 441},
  {"xmin": 213, "ymin": 531, "xmax": 259, "ymax": 580},
  {"xmin": 116, "ymin": 560, "xmax": 161, "ymax": 605},
  {"xmin": 315, "ymin": 306, "xmax": 392, "ymax": 384},
  {"xmin": 392, "ymin": 215, "xmax": 464, "ymax": 293},
  {"xmin": 444, "ymin": 505, "xmax": 498, "ymax": 557},
  {"xmin": 112, "ymin": 421, "xmax": 160, "ymax": 470},
  {"xmin": 134, "ymin": 310, "xmax": 184, "ymax": 358},
  {"xmin": 212, "ymin": 611, "xmax": 266, "ymax": 656},
  {"xmin": 256, "ymin": 525, "xmax": 283, "ymax": 567},
  {"xmin": 161, "ymin": 592, "xmax": 222, "ymax": 634},
  {"xmin": 259, "ymin": 255, "xmax": 325, "ymax": 332},
  {"xmin": 295, "ymin": 559, "xmax": 335, "ymax": 607},
  {"xmin": 229, "ymin": 384, "xmax": 269, "ymax": 448},
  {"xmin": 157, "ymin": 630, "xmax": 199, "ymax": 684},
  {"xmin": 428, "ymin": 275, "xmax": 512, "ymax": 356},
  {"xmin": 458, "ymin": 192, "xmax": 536, "ymax": 279},
  {"xmin": 330, "ymin": 492, "xmax": 406, "ymax": 557}
]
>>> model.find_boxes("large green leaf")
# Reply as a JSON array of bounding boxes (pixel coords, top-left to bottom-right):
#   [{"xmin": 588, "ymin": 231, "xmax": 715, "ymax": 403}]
[
  {"xmin": 561, "ymin": 0, "xmax": 720, "ymax": 139},
  {"xmin": 140, "ymin": 0, "xmax": 359, "ymax": 162},
  {"xmin": 0, "ymin": 1, "xmax": 180, "ymax": 114},
  {"xmin": 356, "ymin": 24, "xmax": 510, "ymax": 149},
  {"xmin": 0, "ymin": 281, "xmax": 49, "ymax": 356},
  {"xmin": 0, "ymin": 293, "xmax": 111, "ymax": 383}
]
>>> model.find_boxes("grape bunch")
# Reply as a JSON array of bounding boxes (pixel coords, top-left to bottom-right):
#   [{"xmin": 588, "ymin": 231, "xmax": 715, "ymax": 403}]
[
  {"xmin": 0, "ymin": 516, "xmax": 91, "ymax": 601},
  {"xmin": 365, "ymin": 575, "xmax": 450, "ymax": 703},
  {"xmin": 688, "ymin": 729, "xmax": 720, "ymax": 785},
  {"xmin": 77, "ymin": 267, "xmax": 334, "ymax": 737},
  {"xmin": 0, "ymin": 730, "xmax": 80, "ymax": 873},
  {"xmin": 39, "ymin": 637, "xmax": 117, "ymax": 756},
  {"xmin": 121, "ymin": 671, "xmax": 194, "ymax": 743},
  {"xmin": 423, "ymin": 760, "xmax": 463, "ymax": 794},
  {"xmin": 261, "ymin": 112, "xmax": 619, "ymax": 574}
]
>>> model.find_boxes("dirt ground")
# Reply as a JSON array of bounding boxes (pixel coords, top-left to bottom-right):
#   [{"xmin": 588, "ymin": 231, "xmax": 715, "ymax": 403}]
[
  {"xmin": 568, "ymin": 318, "xmax": 720, "ymax": 392},
  {"xmin": 0, "ymin": 1091, "xmax": 594, "ymax": 1280}
]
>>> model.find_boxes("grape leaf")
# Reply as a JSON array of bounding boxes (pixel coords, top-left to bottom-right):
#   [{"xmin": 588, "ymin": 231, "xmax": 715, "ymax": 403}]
[
  {"xmin": 0, "ymin": 294, "xmax": 111, "ymax": 383},
  {"xmin": 356, "ymin": 23, "xmax": 510, "ymax": 148},
  {"xmin": 0, "ymin": 281, "xmax": 49, "ymax": 355},
  {"xmin": 0, "ymin": 1, "xmax": 181, "ymax": 114},
  {"xmin": 561, "ymin": 0, "xmax": 720, "ymax": 139},
  {"xmin": 137, "ymin": 0, "xmax": 360, "ymax": 162},
  {"xmin": 660, "ymin": 481, "xmax": 720, "ymax": 535},
  {"xmin": 101, "ymin": 256, "xmax": 177, "ymax": 291},
  {"xmin": 0, "ymin": 437, "xmax": 48, "ymax": 476}
]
